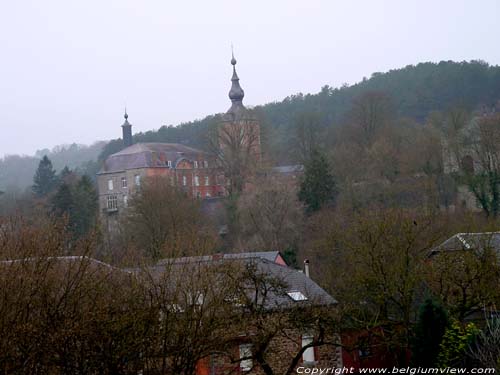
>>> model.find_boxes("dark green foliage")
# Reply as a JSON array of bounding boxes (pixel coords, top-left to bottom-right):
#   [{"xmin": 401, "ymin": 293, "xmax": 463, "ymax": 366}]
[
  {"xmin": 32, "ymin": 155, "xmax": 58, "ymax": 197},
  {"xmin": 50, "ymin": 175, "xmax": 98, "ymax": 238},
  {"xmin": 298, "ymin": 150, "xmax": 337, "ymax": 213},
  {"xmin": 412, "ymin": 298, "xmax": 449, "ymax": 367},
  {"xmin": 51, "ymin": 183, "xmax": 74, "ymax": 216},
  {"xmin": 72, "ymin": 175, "xmax": 98, "ymax": 237}
]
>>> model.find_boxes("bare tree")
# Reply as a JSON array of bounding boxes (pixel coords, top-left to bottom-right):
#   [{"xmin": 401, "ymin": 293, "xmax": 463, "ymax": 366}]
[
  {"xmin": 121, "ymin": 175, "xmax": 217, "ymax": 260},
  {"xmin": 237, "ymin": 175, "xmax": 303, "ymax": 253},
  {"xmin": 209, "ymin": 117, "xmax": 261, "ymax": 196},
  {"xmin": 468, "ymin": 316, "xmax": 500, "ymax": 370}
]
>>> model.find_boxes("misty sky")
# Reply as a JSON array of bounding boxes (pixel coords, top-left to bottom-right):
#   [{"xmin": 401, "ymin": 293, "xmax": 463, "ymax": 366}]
[{"xmin": 1, "ymin": 0, "xmax": 499, "ymax": 157}]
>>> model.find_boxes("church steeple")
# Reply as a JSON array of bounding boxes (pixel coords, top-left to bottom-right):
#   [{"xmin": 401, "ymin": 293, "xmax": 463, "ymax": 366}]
[
  {"xmin": 121, "ymin": 109, "xmax": 133, "ymax": 148},
  {"xmin": 228, "ymin": 50, "xmax": 245, "ymax": 106}
]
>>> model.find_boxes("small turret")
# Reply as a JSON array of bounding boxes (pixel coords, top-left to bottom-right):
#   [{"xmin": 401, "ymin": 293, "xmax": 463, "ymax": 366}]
[{"xmin": 121, "ymin": 109, "xmax": 133, "ymax": 148}]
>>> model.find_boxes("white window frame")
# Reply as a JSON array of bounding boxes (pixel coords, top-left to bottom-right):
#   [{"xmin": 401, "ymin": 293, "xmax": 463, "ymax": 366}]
[
  {"xmin": 194, "ymin": 175, "xmax": 199, "ymax": 186},
  {"xmin": 121, "ymin": 177, "xmax": 127, "ymax": 188},
  {"xmin": 302, "ymin": 334, "xmax": 315, "ymax": 364},
  {"xmin": 108, "ymin": 179, "xmax": 114, "ymax": 191},
  {"xmin": 123, "ymin": 195, "xmax": 128, "ymax": 207},
  {"xmin": 204, "ymin": 176, "xmax": 209, "ymax": 186},
  {"xmin": 167, "ymin": 160, "xmax": 172, "ymax": 168},
  {"xmin": 239, "ymin": 343, "xmax": 253, "ymax": 371},
  {"xmin": 203, "ymin": 160, "xmax": 209, "ymax": 168},
  {"xmin": 194, "ymin": 160, "xmax": 198, "ymax": 169},
  {"xmin": 106, "ymin": 195, "xmax": 118, "ymax": 210},
  {"xmin": 182, "ymin": 176, "xmax": 187, "ymax": 186},
  {"xmin": 134, "ymin": 174, "xmax": 141, "ymax": 186}
]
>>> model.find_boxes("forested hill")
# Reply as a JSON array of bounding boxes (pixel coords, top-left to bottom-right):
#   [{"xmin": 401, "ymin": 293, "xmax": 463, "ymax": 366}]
[
  {"xmin": 99, "ymin": 60, "xmax": 500, "ymax": 163},
  {"xmin": 2, "ymin": 60, "xmax": 500, "ymax": 191}
]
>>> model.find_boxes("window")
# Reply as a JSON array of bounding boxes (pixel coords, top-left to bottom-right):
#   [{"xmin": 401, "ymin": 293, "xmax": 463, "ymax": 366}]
[
  {"xmin": 169, "ymin": 176, "xmax": 175, "ymax": 186},
  {"xmin": 194, "ymin": 175, "xmax": 199, "ymax": 186},
  {"xmin": 123, "ymin": 195, "xmax": 128, "ymax": 207},
  {"xmin": 107, "ymin": 195, "xmax": 118, "ymax": 211},
  {"xmin": 204, "ymin": 176, "xmax": 209, "ymax": 186},
  {"xmin": 134, "ymin": 174, "xmax": 141, "ymax": 186},
  {"xmin": 239, "ymin": 343, "xmax": 253, "ymax": 371},
  {"xmin": 182, "ymin": 176, "xmax": 187, "ymax": 186},
  {"xmin": 121, "ymin": 177, "xmax": 127, "ymax": 188},
  {"xmin": 302, "ymin": 335, "xmax": 315, "ymax": 363},
  {"xmin": 108, "ymin": 179, "xmax": 114, "ymax": 191},
  {"xmin": 203, "ymin": 160, "xmax": 209, "ymax": 168},
  {"xmin": 287, "ymin": 291, "xmax": 308, "ymax": 301},
  {"xmin": 167, "ymin": 160, "xmax": 172, "ymax": 168},
  {"xmin": 194, "ymin": 161, "xmax": 198, "ymax": 168},
  {"xmin": 359, "ymin": 346, "xmax": 372, "ymax": 358},
  {"xmin": 205, "ymin": 192, "xmax": 211, "ymax": 198}
]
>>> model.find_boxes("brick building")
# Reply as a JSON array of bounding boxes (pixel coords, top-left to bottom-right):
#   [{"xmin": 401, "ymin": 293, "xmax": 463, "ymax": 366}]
[{"xmin": 97, "ymin": 137, "xmax": 225, "ymax": 215}]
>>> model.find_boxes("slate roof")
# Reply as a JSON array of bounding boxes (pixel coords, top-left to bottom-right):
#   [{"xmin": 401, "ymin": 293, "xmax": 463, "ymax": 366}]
[
  {"xmin": 149, "ymin": 254, "xmax": 336, "ymax": 310},
  {"xmin": 430, "ymin": 232, "xmax": 500, "ymax": 257},
  {"xmin": 156, "ymin": 251, "xmax": 284, "ymax": 266},
  {"xmin": 98, "ymin": 142, "xmax": 208, "ymax": 174}
]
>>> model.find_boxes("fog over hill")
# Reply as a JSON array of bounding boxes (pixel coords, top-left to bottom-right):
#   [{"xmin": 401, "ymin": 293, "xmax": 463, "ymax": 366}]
[{"xmin": 2, "ymin": 60, "xmax": 500, "ymax": 191}]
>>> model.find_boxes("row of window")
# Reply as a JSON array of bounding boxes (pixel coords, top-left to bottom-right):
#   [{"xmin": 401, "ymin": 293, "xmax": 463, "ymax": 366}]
[
  {"xmin": 108, "ymin": 175, "xmax": 141, "ymax": 191},
  {"xmin": 189, "ymin": 175, "xmax": 210, "ymax": 187},
  {"xmin": 164, "ymin": 160, "xmax": 209, "ymax": 169},
  {"xmin": 193, "ymin": 160, "xmax": 209, "ymax": 169},
  {"xmin": 108, "ymin": 174, "xmax": 214, "ymax": 191}
]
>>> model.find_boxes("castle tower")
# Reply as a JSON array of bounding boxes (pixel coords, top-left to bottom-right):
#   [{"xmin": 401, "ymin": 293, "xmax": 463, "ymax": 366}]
[
  {"xmin": 217, "ymin": 51, "xmax": 261, "ymax": 194},
  {"xmin": 219, "ymin": 52, "xmax": 261, "ymax": 161},
  {"xmin": 121, "ymin": 109, "xmax": 133, "ymax": 148}
]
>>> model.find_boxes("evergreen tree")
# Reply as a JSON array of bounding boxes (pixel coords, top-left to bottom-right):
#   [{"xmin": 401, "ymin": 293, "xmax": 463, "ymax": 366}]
[
  {"xmin": 50, "ymin": 175, "xmax": 98, "ymax": 238},
  {"xmin": 51, "ymin": 183, "xmax": 74, "ymax": 219},
  {"xmin": 412, "ymin": 298, "xmax": 449, "ymax": 367},
  {"xmin": 32, "ymin": 155, "xmax": 58, "ymax": 197},
  {"xmin": 72, "ymin": 175, "xmax": 98, "ymax": 237},
  {"xmin": 298, "ymin": 150, "xmax": 337, "ymax": 213}
]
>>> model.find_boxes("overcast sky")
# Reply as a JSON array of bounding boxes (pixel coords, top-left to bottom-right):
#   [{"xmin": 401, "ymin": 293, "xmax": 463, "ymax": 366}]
[{"xmin": 1, "ymin": 0, "xmax": 499, "ymax": 157}]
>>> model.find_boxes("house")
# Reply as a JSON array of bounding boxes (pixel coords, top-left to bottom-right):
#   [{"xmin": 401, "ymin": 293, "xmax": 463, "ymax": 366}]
[
  {"xmin": 428, "ymin": 231, "xmax": 500, "ymax": 323},
  {"xmin": 140, "ymin": 251, "xmax": 343, "ymax": 374}
]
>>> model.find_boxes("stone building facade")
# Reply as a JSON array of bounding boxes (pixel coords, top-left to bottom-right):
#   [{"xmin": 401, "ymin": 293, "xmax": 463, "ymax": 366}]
[{"xmin": 97, "ymin": 140, "xmax": 225, "ymax": 217}]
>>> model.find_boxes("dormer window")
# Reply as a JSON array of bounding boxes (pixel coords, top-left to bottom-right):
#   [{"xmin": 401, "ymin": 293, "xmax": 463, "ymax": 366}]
[
  {"xmin": 287, "ymin": 291, "xmax": 307, "ymax": 301},
  {"xmin": 167, "ymin": 160, "xmax": 172, "ymax": 168},
  {"xmin": 194, "ymin": 161, "xmax": 198, "ymax": 169}
]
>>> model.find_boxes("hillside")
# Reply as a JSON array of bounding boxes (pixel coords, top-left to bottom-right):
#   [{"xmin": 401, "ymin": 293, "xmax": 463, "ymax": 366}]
[
  {"xmin": 99, "ymin": 60, "xmax": 500, "ymax": 163},
  {"xmin": 2, "ymin": 60, "xmax": 500, "ymax": 191}
]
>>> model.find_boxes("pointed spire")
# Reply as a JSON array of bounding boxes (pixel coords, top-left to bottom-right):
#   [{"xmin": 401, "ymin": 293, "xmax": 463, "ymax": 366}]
[
  {"xmin": 124, "ymin": 107, "xmax": 129, "ymax": 120},
  {"xmin": 228, "ymin": 48, "xmax": 244, "ymax": 104}
]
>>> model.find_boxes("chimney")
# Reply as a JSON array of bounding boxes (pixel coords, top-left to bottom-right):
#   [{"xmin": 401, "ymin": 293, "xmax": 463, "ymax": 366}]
[{"xmin": 303, "ymin": 259, "xmax": 310, "ymax": 278}]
